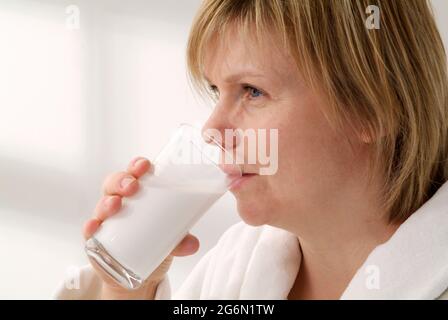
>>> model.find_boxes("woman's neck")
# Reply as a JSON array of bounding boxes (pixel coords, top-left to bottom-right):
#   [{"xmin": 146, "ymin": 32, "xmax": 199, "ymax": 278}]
[
  {"xmin": 289, "ymin": 223, "xmax": 399, "ymax": 299},
  {"xmin": 286, "ymin": 201, "xmax": 401, "ymax": 300},
  {"xmin": 285, "ymin": 173, "xmax": 402, "ymax": 299}
]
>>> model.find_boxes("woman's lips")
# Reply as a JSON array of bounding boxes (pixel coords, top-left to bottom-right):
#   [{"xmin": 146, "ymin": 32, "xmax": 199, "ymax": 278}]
[
  {"xmin": 219, "ymin": 163, "xmax": 258, "ymax": 190},
  {"xmin": 219, "ymin": 163, "xmax": 242, "ymax": 176},
  {"xmin": 227, "ymin": 173, "xmax": 257, "ymax": 190}
]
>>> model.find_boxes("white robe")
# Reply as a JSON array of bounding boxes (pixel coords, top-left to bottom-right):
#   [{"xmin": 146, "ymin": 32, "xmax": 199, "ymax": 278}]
[{"xmin": 54, "ymin": 181, "xmax": 448, "ymax": 300}]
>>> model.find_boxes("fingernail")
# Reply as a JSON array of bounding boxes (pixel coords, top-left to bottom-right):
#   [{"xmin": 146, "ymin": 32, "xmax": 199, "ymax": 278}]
[
  {"xmin": 184, "ymin": 241, "xmax": 195, "ymax": 250},
  {"xmin": 121, "ymin": 177, "xmax": 135, "ymax": 189},
  {"xmin": 134, "ymin": 158, "xmax": 146, "ymax": 168}
]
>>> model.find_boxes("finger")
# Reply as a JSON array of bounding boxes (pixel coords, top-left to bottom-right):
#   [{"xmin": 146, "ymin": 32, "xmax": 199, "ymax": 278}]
[
  {"xmin": 83, "ymin": 218, "xmax": 102, "ymax": 240},
  {"xmin": 171, "ymin": 234, "xmax": 200, "ymax": 257},
  {"xmin": 102, "ymin": 171, "xmax": 139, "ymax": 196},
  {"xmin": 94, "ymin": 195, "xmax": 122, "ymax": 222},
  {"xmin": 127, "ymin": 157, "xmax": 152, "ymax": 179}
]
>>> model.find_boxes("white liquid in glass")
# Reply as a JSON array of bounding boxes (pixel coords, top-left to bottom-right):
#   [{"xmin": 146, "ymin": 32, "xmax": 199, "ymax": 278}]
[{"xmin": 93, "ymin": 164, "xmax": 226, "ymax": 280}]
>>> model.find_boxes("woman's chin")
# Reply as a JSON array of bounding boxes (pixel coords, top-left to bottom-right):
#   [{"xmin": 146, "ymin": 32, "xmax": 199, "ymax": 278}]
[{"xmin": 236, "ymin": 200, "xmax": 271, "ymax": 226}]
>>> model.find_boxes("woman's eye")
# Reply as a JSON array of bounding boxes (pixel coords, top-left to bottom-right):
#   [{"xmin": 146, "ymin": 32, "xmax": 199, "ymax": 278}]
[
  {"xmin": 206, "ymin": 84, "xmax": 264, "ymax": 104},
  {"xmin": 244, "ymin": 86, "xmax": 263, "ymax": 98}
]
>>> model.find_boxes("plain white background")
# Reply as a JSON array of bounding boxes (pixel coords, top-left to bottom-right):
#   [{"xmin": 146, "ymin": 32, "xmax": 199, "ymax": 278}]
[{"xmin": 0, "ymin": 0, "xmax": 447, "ymax": 299}]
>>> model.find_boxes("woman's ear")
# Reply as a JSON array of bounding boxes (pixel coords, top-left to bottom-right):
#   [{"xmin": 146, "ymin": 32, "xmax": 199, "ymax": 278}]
[
  {"xmin": 360, "ymin": 130, "xmax": 374, "ymax": 144},
  {"xmin": 358, "ymin": 126, "xmax": 388, "ymax": 144}
]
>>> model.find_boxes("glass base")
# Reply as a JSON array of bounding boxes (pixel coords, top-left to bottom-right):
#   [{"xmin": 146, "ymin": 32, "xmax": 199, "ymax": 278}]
[{"xmin": 85, "ymin": 237, "xmax": 143, "ymax": 290}]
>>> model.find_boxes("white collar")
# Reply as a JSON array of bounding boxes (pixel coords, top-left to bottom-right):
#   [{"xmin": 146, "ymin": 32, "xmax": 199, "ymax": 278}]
[
  {"xmin": 240, "ymin": 180, "xmax": 448, "ymax": 299},
  {"xmin": 341, "ymin": 181, "xmax": 448, "ymax": 299}
]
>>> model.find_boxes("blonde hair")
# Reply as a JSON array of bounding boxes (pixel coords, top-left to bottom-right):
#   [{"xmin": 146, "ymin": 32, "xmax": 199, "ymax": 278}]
[{"xmin": 186, "ymin": 0, "xmax": 448, "ymax": 223}]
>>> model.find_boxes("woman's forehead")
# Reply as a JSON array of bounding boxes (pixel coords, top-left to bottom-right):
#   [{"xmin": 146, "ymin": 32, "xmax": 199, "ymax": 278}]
[{"xmin": 203, "ymin": 29, "xmax": 293, "ymax": 83}]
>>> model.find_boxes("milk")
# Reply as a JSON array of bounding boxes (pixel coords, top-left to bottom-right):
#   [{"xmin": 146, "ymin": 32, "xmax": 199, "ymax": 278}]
[{"xmin": 88, "ymin": 164, "xmax": 227, "ymax": 287}]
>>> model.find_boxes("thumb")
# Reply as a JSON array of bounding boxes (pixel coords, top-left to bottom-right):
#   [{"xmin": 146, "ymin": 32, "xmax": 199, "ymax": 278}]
[{"xmin": 171, "ymin": 233, "xmax": 200, "ymax": 257}]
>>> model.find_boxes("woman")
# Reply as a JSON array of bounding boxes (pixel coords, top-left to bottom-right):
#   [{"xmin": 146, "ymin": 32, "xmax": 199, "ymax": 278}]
[{"xmin": 55, "ymin": 0, "xmax": 448, "ymax": 299}]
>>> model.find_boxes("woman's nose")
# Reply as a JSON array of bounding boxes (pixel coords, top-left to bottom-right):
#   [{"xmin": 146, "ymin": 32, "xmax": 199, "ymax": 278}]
[
  {"xmin": 201, "ymin": 110, "xmax": 242, "ymax": 176},
  {"xmin": 201, "ymin": 105, "xmax": 234, "ymax": 149},
  {"xmin": 201, "ymin": 121, "xmax": 226, "ymax": 149}
]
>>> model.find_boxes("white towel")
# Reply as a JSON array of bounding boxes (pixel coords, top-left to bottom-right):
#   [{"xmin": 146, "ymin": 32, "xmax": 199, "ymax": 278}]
[
  {"xmin": 54, "ymin": 180, "xmax": 448, "ymax": 300},
  {"xmin": 341, "ymin": 181, "xmax": 448, "ymax": 299}
]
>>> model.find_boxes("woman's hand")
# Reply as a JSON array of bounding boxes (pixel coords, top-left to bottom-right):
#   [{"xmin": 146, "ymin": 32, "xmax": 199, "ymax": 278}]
[{"xmin": 83, "ymin": 156, "xmax": 200, "ymax": 299}]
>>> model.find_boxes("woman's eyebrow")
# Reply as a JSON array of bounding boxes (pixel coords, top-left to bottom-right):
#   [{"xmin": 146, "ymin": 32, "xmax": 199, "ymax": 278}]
[{"xmin": 204, "ymin": 70, "xmax": 266, "ymax": 84}]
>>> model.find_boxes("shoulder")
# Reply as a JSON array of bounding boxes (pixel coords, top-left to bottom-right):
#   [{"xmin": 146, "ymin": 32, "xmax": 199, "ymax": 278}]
[
  {"xmin": 172, "ymin": 222, "xmax": 266, "ymax": 299},
  {"xmin": 174, "ymin": 221, "xmax": 300, "ymax": 299},
  {"xmin": 181, "ymin": 221, "xmax": 266, "ymax": 275},
  {"xmin": 438, "ymin": 287, "xmax": 448, "ymax": 300},
  {"xmin": 53, "ymin": 264, "xmax": 103, "ymax": 300}
]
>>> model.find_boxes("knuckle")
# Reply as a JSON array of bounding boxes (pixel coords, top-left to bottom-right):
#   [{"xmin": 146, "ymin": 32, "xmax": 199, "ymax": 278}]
[{"xmin": 102, "ymin": 171, "xmax": 129, "ymax": 193}]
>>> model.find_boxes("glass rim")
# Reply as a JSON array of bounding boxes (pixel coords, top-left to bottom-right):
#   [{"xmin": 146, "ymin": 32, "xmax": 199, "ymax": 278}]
[{"xmin": 166, "ymin": 122, "xmax": 242, "ymax": 177}]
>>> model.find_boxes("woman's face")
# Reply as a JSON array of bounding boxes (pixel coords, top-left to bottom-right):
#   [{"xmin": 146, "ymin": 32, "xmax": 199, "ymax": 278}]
[{"xmin": 202, "ymin": 26, "xmax": 372, "ymax": 231}]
